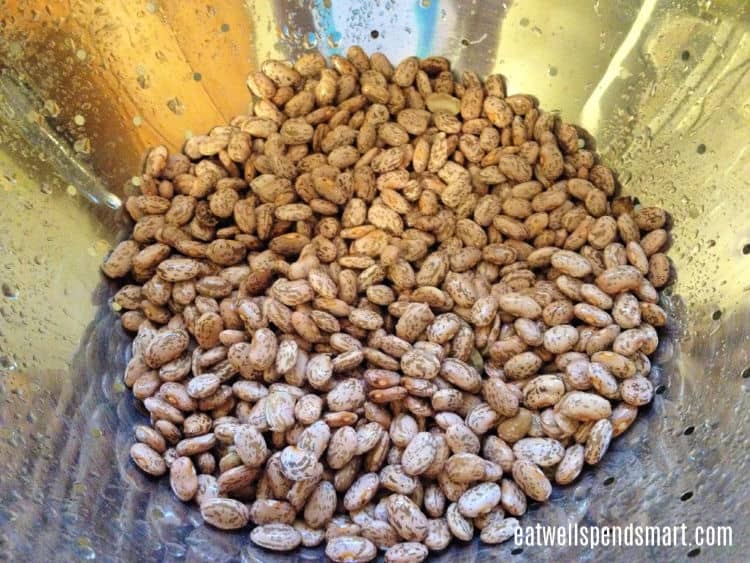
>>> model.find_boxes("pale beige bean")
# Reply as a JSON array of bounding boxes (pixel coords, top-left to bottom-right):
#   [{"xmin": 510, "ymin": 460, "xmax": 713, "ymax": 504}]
[
  {"xmin": 440, "ymin": 358, "xmax": 482, "ymax": 392},
  {"xmin": 169, "ymin": 456, "xmax": 198, "ymax": 501},
  {"xmin": 500, "ymin": 478, "xmax": 527, "ymax": 516},
  {"xmin": 130, "ymin": 443, "xmax": 167, "ymax": 476},
  {"xmin": 401, "ymin": 432, "xmax": 436, "ymax": 476},
  {"xmin": 266, "ymin": 391, "xmax": 296, "ymax": 432},
  {"xmin": 543, "ymin": 324, "xmax": 579, "ymax": 353},
  {"xmin": 424, "ymin": 518, "xmax": 452, "ymax": 551},
  {"xmin": 564, "ymin": 358, "xmax": 593, "ymax": 390},
  {"xmin": 446, "ymin": 502, "xmax": 474, "ymax": 541},
  {"xmin": 327, "ymin": 426, "xmax": 358, "ymax": 470},
  {"xmin": 595, "ymin": 265, "xmax": 643, "ymax": 294},
  {"xmin": 611, "ymin": 403, "xmax": 639, "ymax": 436},
  {"xmin": 591, "ymin": 351, "xmax": 636, "ymax": 379},
  {"xmin": 200, "ymin": 497, "xmax": 250, "ymax": 530},
  {"xmin": 326, "ymin": 536, "xmax": 377, "ymax": 563},
  {"xmin": 512, "ymin": 438, "xmax": 565, "ymax": 468},
  {"xmin": 557, "ymin": 392, "xmax": 612, "ymax": 421},
  {"xmin": 504, "ymin": 351, "xmax": 542, "ymax": 379},
  {"xmin": 235, "ymin": 425, "xmax": 269, "ymax": 467},
  {"xmin": 249, "ymin": 499, "xmax": 295, "ymax": 526},
  {"xmin": 580, "ymin": 283, "xmax": 613, "ymax": 309},
  {"xmin": 195, "ymin": 474, "xmax": 220, "ymax": 506},
  {"xmin": 457, "ymin": 482, "xmax": 501, "ymax": 518},
  {"xmin": 511, "ymin": 459, "xmax": 551, "ymax": 501},
  {"xmin": 250, "ymin": 523, "xmax": 302, "ymax": 551},
  {"xmin": 445, "ymin": 423, "xmax": 481, "ymax": 455},
  {"xmin": 305, "ymin": 480, "xmax": 338, "ymax": 528},
  {"xmin": 134, "ymin": 425, "xmax": 167, "ymax": 453},
  {"xmin": 620, "ymin": 376, "xmax": 654, "ymax": 406},
  {"xmin": 384, "ymin": 542, "xmax": 429, "ymax": 563},
  {"xmin": 465, "ymin": 402, "xmax": 500, "ymax": 435},
  {"xmin": 480, "ymin": 517, "xmax": 520, "ymax": 545},
  {"xmin": 584, "ymin": 419, "xmax": 613, "ymax": 465},
  {"xmin": 574, "ymin": 303, "xmax": 613, "ymax": 327},
  {"xmin": 497, "ymin": 293, "xmax": 542, "ymax": 319},
  {"xmin": 344, "ymin": 472, "xmax": 380, "ymax": 511},
  {"xmin": 497, "ymin": 408, "xmax": 533, "ymax": 443},
  {"xmin": 401, "ymin": 349, "xmax": 441, "ymax": 379},
  {"xmin": 483, "ymin": 378, "xmax": 520, "ymax": 417},
  {"xmin": 144, "ymin": 329, "xmax": 189, "ymax": 368},
  {"xmin": 550, "ymin": 250, "xmax": 592, "ymax": 278},
  {"xmin": 295, "ymin": 393, "xmax": 323, "ymax": 425},
  {"xmin": 280, "ymin": 446, "xmax": 322, "ymax": 480},
  {"xmin": 613, "ymin": 328, "xmax": 645, "ymax": 356},
  {"xmin": 327, "ymin": 378, "xmax": 366, "ymax": 411},
  {"xmin": 612, "ymin": 292, "xmax": 641, "ymax": 329},
  {"xmin": 445, "ymin": 453, "xmax": 486, "ymax": 483},
  {"xmin": 387, "ymin": 494, "xmax": 429, "ymax": 541},
  {"xmin": 523, "ymin": 375, "xmax": 565, "ymax": 409},
  {"xmin": 640, "ymin": 302, "xmax": 667, "ymax": 326},
  {"xmin": 555, "ymin": 444, "xmax": 585, "ymax": 485},
  {"xmin": 295, "ymin": 520, "xmax": 326, "ymax": 547},
  {"xmin": 588, "ymin": 362, "xmax": 620, "ymax": 398},
  {"xmin": 380, "ymin": 464, "xmax": 419, "ymax": 495},
  {"xmin": 514, "ymin": 318, "xmax": 544, "ymax": 346}
]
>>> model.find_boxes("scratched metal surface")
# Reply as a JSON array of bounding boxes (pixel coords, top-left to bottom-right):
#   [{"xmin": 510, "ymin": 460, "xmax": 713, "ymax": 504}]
[{"xmin": 0, "ymin": 1, "xmax": 749, "ymax": 561}]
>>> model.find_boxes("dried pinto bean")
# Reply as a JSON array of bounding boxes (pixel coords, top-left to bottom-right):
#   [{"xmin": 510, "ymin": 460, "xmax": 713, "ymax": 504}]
[{"xmin": 112, "ymin": 47, "xmax": 670, "ymax": 556}]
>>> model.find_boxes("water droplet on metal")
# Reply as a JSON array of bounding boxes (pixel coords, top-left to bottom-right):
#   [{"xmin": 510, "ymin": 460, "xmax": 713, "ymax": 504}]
[
  {"xmin": 303, "ymin": 32, "xmax": 317, "ymax": 48},
  {"xmin": 40, "ymin": 183, "xmax": 52, "ymax": 195},
  {"xmin": 43, "ymin": 99, "xmax": 61, "ymax": 117},
  {"xmin": 1, "ymin": 283, "xmax": 18, "ymax": 299},
  {"xmin": 73, "ymin": 114, "xmax": 86, "ymax": 126},
  {"xmin": 167, "ymin": 97, "xmax": 185, "ymax": 115},
  {"xmin": 0, "ymin": 355, "xmax": 17, "ymax": 371},
  {"xmin": 74, "ymin": 137, "xmax": 91, "ymax": 154}
]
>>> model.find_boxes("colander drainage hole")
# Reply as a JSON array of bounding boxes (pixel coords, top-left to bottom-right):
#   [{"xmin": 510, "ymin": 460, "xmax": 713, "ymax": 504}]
[
  {"xmin": 370, "ymin": 30, "xmax": 379, "ymax": 38},
  {"xmin": 712, "ymin": 310, "xmax": 722, "ymax": 321},
  {"xmin": 684, "ymin": 426, "xmax": 695, "ymax": 436},
  {"xmin": 603, "ymin": 476, "xmax": 615, "ymax": 486},
  {"xmin": 743, "ymin": 243, "xmax": 750, "ymax": 255},
  {"xmin": 680, "ymin": 491, "xmax": 693, "ymax": 501},
  {"xmin": 742, "ymin": 368, "xmax": 750, "ymax": 379},
  {"xmin": 511, "ymin": 547, "xmax": 524, "ymax": 555},
  {"xmin": 655, "ymin": 384, "xmax": 667, "ymax": 395},
  {"xmin": 687, "ymin": 547, "xmax": 701, "ymax": 558}
]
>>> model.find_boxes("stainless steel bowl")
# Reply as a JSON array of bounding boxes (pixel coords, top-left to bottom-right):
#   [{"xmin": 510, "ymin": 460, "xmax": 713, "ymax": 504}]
[{"xmin": 1, "ymin": 1, "xmax": 749, "ymax": 561}]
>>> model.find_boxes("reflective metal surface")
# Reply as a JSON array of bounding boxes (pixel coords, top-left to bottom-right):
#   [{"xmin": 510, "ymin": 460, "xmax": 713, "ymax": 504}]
[{"xmin": 1, "ymin": 1, "xmax": 749, "ymax": 561}]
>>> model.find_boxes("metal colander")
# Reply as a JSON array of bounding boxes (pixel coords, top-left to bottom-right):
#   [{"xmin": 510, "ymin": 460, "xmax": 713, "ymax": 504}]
[{"xmin": 0, "ymin": 1, "xmax": 748, "ymax": 561}]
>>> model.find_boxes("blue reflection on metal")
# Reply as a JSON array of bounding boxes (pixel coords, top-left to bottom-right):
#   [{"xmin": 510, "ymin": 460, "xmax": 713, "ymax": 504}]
[
  {"xmin": 312, "ymin": 0, "xmax": 339, "ymax": 55},
  {"xmin": 415, "ymin": 0, "xmax": 438, "ymax": 58},
  {"xmin": 310, "ymin": 0, "xmax": 438, "ymax": 59}
]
